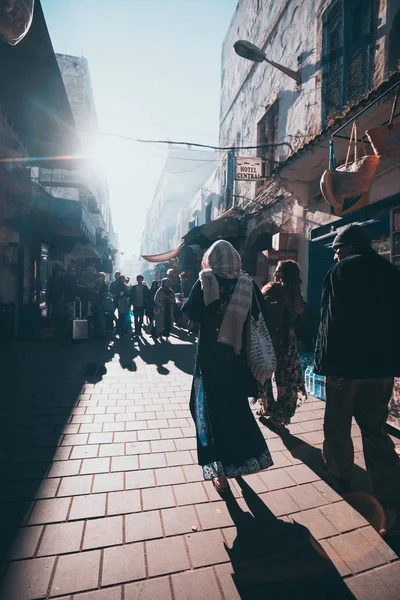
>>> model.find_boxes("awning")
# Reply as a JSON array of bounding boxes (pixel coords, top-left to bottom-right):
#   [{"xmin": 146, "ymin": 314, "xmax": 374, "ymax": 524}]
[
  {"xmin": 310, "ymin": 192, "xmax": 400, "ymax": 243},
  {"xmin": 183, "ymin": 211, "xmax": 242, "ymax": 247},
  {"xmin": 68, "ymin": 241, "xmax": 101, "ymax": 260},
  {"xmin": 142, "ymin": 243, "xmax": 184, "ymax": 263},
  {"xmin": 0, "ymin": 1, "xmax": 79, "ymax": 167},
  {"xmin": 142, "ymin": 210, "xmax": 243, "ymax": 262},
  {"xmin": 24, "ymin": 194, "xmax": 97, "ymax": 246}
]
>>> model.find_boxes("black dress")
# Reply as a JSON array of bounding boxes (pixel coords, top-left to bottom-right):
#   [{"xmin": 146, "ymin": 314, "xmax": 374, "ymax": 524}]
[{"xmin": 182, "ymin": 277, "xmax": 273, "ymax": 480}]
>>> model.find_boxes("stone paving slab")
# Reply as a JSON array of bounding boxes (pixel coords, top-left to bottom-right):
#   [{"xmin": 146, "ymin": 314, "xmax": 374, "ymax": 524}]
[{"xmin": 0, "ymin": 337, "xmax": 399, "ymax": 599}]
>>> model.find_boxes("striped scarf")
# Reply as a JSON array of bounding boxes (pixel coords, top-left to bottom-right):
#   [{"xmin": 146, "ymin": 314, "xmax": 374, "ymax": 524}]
[{"xmin": 200, "ymin": 240, "xmax": 253, "ymax": 354}]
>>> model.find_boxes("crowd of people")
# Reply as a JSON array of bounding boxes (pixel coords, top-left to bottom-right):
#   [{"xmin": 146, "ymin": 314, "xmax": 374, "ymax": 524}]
[
  {"xmin": 109, "ymin": 272, "xmax": 177, "ymax": 339},
  {"xmin": 47, "ymin": 264, "xmax": 185, "ymax": 340},
  {"xmin": 47, "ymin": 264, "xmax": 111, "ymax": 338}
]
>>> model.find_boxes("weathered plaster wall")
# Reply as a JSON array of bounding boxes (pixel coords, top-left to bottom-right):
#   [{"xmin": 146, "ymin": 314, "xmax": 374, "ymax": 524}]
[
  {"xmin": 220, "ymin": 0, "xmax": 321, "ymax": 159},
  {"xmin": 56, "ymin": 54, "xmax": 98, "ymax": 131},
  {"xmin": 219, "ymin": 0, "xmax": 393, "ymax": 205},
  {"xmin": 218, "ymin": 0, "xmax": 394, "ymax": 295},
  {"xmin": 384, "ymin": 0, "xmax": 400, "ymax": 74}
]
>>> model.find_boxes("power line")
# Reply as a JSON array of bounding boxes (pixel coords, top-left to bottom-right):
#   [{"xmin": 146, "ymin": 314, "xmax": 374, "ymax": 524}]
[
  {"xmin": 164, "ymin": 161, "xmax": 220, "ymax": 175},
  {"xmin": 86, "ymin": 129, "xmax": 295, "ymax": 154}
]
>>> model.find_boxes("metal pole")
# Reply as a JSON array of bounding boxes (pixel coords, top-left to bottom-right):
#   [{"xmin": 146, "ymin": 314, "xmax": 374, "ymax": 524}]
[
  {"xmin": 331, "ymin": 80, "xmax": 400, "ymax": 139},
  {"xmin": 264, "ymin": 57, "xmax": 300, "ymax": 86}
]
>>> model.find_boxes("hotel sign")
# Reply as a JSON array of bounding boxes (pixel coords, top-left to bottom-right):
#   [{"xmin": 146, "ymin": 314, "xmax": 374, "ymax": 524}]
[
  {"xmin": 235, "ymin": 157, "xmax": 263, "ymax": 180},
  {"xmin": 39, "ymin": 168, "xmax": 83, "ymax": 187}
]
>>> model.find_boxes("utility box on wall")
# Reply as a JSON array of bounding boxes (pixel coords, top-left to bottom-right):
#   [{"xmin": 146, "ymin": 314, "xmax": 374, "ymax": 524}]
[{"xmin": 272, "ymin": 232, "xmax": 298, "ymax": 251}]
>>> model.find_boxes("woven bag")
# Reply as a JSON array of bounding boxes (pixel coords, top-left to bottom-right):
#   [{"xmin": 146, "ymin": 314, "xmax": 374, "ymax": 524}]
[
  {"xmin": 366, "ymin": 87, "xmax": 400, "ymax": 159},
  {"xmin": 321, "ymin": 122, "xmax": 380, "ymax": 209},
  {"xmin": 246, "ymin": 294, "xmax": 276, "ymax": 387}
]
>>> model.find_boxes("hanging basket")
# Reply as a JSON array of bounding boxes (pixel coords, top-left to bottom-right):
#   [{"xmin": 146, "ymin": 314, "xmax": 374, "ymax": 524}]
[
  {"xmin": 330, "ymin": 192, "xmax": 370, "ymax": 217},
  {"xmin": 366, "ymin": 87, "xmax": 400, "ymax": 159},
  {"xmin": 321, "ymin": 122, "xmax": 380, "ymax": 209}
]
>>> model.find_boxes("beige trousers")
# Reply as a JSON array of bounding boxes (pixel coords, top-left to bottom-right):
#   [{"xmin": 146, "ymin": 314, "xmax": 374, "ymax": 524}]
[{"xmin": 324, "ymin": 376, "xmax": 400, "ymax": 510}]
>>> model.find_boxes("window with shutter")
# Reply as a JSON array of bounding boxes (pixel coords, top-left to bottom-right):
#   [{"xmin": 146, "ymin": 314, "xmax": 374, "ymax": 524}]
[
  {"xmin": 388, "ymin": 10, "xmax": 400, "ymax": 72},
  {"xmin": 322, "ymin": 0, "xmax": 375, "ymax": 124},
  {"xmin": 323, "ymin": 0, "xmax": 344, "ymax": 122},
  {"xmin": 346, "ymin": 0, "xmax": 373, "ymax": 105},
  {"xmin": 256, "ymin": 100, "xmax": 279, "ymax": 174}
]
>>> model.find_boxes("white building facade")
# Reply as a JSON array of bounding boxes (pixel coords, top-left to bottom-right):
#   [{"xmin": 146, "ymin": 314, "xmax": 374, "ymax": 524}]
[
  {"xmin": 140, "ymin": 147, "xmax": 217, "ymax": 256},
  {"xmin": 215, "ymin": 0, "xmax": 400, "ymax": 305},
  {"xmin": 38, "ymin": 54, "xmax": 114, "ymax": 239}
]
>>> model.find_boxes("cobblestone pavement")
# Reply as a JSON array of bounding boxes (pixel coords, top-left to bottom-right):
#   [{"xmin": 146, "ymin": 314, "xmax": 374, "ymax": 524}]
[{"xmin": 0, "ymin": 333, "xmax": 400, "ymax": 599}]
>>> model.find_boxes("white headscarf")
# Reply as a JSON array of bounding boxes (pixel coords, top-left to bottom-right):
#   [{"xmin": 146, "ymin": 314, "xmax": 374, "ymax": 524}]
[{"xmin": 200, "ymin": 240, "xmax": 253, "ymax": 354}]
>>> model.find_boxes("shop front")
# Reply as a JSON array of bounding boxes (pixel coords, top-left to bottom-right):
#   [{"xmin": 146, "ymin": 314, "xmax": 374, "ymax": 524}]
[
  {"xmin": 30, "ymin": 242, "xmax": 50, "ymax": 313},
  {"xmin": 0, "ymin": 1, "xmax": 80, "ymax": 339},
  {"xmin": 12, "ymin": 191, "xmax": 98, "ymax": 337},
  {"xmin": 308, "ymin": 195, "xmax": 399, "ymax": 314}
]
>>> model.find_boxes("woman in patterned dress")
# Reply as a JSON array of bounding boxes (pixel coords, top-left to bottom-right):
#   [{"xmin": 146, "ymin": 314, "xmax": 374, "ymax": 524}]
[
  {"xmin": 258, "ymin": 260, "xmax": 307, "ymax": 428},
  {"xmin": 182, "ymin": 240, "xmax": 273, "ymax": 494}
]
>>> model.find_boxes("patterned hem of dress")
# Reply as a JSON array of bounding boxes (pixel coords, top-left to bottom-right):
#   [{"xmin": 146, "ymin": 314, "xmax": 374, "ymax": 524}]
[{"xmin": 202, "ymin": 448, "xmax": 274, "ymax": 480}]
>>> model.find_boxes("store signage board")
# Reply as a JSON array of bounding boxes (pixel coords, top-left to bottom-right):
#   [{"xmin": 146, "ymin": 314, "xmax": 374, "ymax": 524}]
[
  {"xmin": 235, "ymin": 157, "xmax": 264, "ymax": 180},
  {"xmin": 39, "ymin": 168, "xmax": 82, "ymax": 187}
]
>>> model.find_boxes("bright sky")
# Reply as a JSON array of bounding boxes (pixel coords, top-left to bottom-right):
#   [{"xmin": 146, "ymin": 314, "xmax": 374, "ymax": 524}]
[{"xmin": 41, "ymin": 0, "xmax": 237, "ymax": 256}]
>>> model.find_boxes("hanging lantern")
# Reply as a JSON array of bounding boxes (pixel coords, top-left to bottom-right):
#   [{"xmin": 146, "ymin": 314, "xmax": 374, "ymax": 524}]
[{"xmin": 0, "ymin": 0, "xmax": 35, "ymax": 46}]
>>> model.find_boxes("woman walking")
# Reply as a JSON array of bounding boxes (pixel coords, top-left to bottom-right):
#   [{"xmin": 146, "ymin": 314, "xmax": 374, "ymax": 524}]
[
  {"xmin": 146, "ymin": 281, "xmax": 159, "ymax": 328},
  {"xmin": 258, "ymin": 260, "xmax": 307, "ymax": 428},
  {"xmin": 154, "ymin": 278, "xmax": 175, "ymax": 340},
  {"xmin": 182, "ymin": 240, "xmax": 273, "ymax": 493}
]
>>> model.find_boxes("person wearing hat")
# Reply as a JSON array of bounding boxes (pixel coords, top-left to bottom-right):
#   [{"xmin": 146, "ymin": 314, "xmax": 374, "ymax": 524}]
[
  {"xmin": 314, "ymin": 224, "xmax": 400, "ymax": 536},
  {"xmin": 130, "ymin": 275, "xmax": 150, "ymax": 336}
]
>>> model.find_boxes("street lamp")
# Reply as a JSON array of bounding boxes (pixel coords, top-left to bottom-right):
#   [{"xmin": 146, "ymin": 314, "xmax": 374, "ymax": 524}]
[{"xmin": 234, "ymin": 40, "xmax": 300, "ymax": 85}]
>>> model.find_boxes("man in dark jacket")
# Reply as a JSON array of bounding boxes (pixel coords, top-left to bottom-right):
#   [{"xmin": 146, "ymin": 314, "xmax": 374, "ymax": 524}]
[
  {"xmin": 109, "ymin": 271, "xmax": 121, "ymax": 300},
  {"xmin": 315, "ymin": 224, "xmax": 400, "ymax": 536},
  {"xmin": 130, "ymin": 275, "xmax": 150, "ymax": 336}
]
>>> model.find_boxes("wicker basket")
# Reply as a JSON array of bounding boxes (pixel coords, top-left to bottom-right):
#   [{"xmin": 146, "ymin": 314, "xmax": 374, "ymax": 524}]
[
  {"xmin": 366, "ymin": 87, "xmax": 400, "ymax": 159},
  {"xmin": 321, "ymin": 122, "xmax": 380, "ymax": 209},
  {"xmin": 366, "ymin": 123, "xmax": 400, "ymax": 159}
]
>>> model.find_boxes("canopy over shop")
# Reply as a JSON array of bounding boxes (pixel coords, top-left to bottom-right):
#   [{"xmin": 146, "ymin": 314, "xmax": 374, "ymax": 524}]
[
  {"xmin": 0, "ymin": 1, "xmax": 79, "ymax": 167},
  {"xmin": 141, "ymin": 211, "xmax": 244, "ymax": 293}
]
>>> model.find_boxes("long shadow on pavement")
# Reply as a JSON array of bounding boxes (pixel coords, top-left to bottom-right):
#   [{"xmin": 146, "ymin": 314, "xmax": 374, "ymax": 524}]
[
  {"xmin": 136, "ymin": 336, "xmax": 196, "ymax": 376},
  {"xmin": 262, "ymin": 419, "xmax": 400, "ymax": 556},
  {"xmin": 0, "ymin": 338, "xmax": 112, "ymax": 564},
  {"xmin": 224, "ymin": 477, "xmax": 355, "ymax": 599},
  {"xmin": 0, "ymin": 332, "xmax": 196, "ymax": 565}
]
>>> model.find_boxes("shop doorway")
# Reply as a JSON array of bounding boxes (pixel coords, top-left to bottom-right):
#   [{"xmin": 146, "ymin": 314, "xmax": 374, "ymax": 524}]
[{"xmin": 32, "ymin": 243, "xmax": 49, "ymax": 315}]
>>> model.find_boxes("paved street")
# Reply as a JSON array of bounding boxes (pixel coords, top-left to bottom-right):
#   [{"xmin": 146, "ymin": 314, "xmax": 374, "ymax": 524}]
[{"xmin": 0, "ymin": 333, "xmax": 400, "ymax": 599}]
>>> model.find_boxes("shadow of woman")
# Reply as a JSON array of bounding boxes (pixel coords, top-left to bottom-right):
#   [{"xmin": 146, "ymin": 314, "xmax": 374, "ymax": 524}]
[
  {"xmin": 112, "ymin": 334, "xmax": 139, "ymax": 371},
  {"xmin": 223, "ymin": 477, "xmax": 355, "ymax": 600},
  {"xmin": 136, "ymin": 337, "xmax": 195, "ymax": 376}
]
